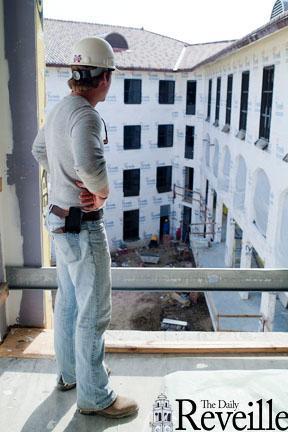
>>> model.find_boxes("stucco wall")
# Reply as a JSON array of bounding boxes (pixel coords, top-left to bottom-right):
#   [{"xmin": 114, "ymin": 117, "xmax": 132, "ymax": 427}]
[
  {"xmin": 45, "ymin": 25, "xmax": 288, "ymax": 268},
  {"xmin": 45, "ymin": 68, "xmax": 202, "ymax": 248},
  {"xmin": 0, "ymin": 0, "xmax": 9, "ymax": 334},
  {"xmin": 200, "ymin": 27, "xmax": 288, "ymax": 267},
  {"xmin": 0, "ymin": 0, "xmax": 23, "ymax": 270},
  {"xmin": 1, "ymin": 0, "xmax": 45, "ymax": 327}
]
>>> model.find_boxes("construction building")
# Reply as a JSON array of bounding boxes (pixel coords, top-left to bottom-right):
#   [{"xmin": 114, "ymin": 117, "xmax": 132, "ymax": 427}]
[
  {"xmin": 1, "ymin": 1, "xmax": 288, "ymax": 429},
  {"xmin": 43, "ymin": 8, "xmax": 288, "ymax": 331}
]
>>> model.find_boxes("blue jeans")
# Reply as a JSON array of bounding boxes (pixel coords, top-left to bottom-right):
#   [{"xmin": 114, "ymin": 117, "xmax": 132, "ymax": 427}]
[{"xmin": 46, "ymin": 209, "xmax": 117, "ymax": 409}]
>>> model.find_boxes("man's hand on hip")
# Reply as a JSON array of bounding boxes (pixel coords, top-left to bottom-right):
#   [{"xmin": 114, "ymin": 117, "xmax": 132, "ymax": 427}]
[{"xmin": 76, "ymin": 180, "xmax": 108, "ymax": 211}]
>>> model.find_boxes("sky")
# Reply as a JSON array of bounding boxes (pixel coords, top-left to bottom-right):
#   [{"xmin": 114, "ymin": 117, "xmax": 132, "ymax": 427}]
[{"xmin": 43, "ymin": 0, "xmax": 276, "ymax": 44}]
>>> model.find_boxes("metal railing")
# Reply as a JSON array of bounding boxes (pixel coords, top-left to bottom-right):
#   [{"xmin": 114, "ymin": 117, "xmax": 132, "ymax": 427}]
[
  {"xmin": 6, "ymin": 267, "xmax": 288, "ymax": 292},
  {"xmin": 4, "ymin": 266, "xmax": 288, "ymax": 338}
]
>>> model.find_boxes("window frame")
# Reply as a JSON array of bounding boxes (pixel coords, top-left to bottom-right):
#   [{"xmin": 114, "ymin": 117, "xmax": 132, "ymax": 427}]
[
  {"xmin": 123, "ymin": 168, "xmax": 140, "ymax": 197},
  {"xmin": 184, "ymin": 125, "xmax": 194, "ymax": 159},
  {"xmin": 123, "ymin": 209, "xmax": 140, "ymax": 241},
  {"xmin": 207, "ymin": 79, "xmax": 212, "ymax": 120},
  {"xmin": 157, "ymin": 124, "xmax": 174, "ymax": 148},
  {"xmin": 259, "ymin": 65, "xmax": 274, "ymax": 142},
  {"xmin": 225, "ymin": 74, "xmax": 233, "ymax": 126},
  {"xmin": 156, "ymin": 166, "xmax": 172, "ymax": 193},
  {"xmin": 184, "ymin": 166, "xmax": 194, "ymax": 203},
  {"xmin": 239, "ymin": 71, "xmax": 250, "ymax": 133},
  {"xmin": 186, "ymin": 80, "xmax": 197, "ymax": 115},
  {"xmin": 124, "ymin": 79, "xmax": 142, "ymax": 104},
  {"xmin": 123, "ymin": 125, "xmax": 141, "ymax": 150},
  {"xmin": 214, "ymin": 77, "xmax": 221, "ymax": 125},
  {"xmin": 159, "ymin": 80, "xmax": 175, "ymax": 104}
]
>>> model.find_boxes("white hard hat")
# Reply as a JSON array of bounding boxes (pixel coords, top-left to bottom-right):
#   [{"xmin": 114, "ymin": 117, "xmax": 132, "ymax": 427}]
[{"xmin": 71, "ymin": 36, "xmax": 116, "ymax": 70}]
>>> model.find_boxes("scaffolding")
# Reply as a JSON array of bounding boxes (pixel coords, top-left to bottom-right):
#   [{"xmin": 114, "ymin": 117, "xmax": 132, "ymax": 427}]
[{"xmin": 173, "ymin": 184, "xmax": 218, "ymax": 238}]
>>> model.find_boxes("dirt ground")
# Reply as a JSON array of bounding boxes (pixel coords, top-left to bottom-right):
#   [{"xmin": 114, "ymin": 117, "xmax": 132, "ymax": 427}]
[
  {"xmin": 108, "ymin": 241, "xmax": 213, "ymax": 332},
  {"xmin": 51, "ymin": 240, "xmax": 213, "ymax": 331},
  {"xmin": 109, "ymin": 291, "xmax": 212, "ymax": 331}
]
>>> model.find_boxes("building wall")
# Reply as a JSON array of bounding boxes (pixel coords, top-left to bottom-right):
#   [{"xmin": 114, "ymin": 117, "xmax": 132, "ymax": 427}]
[
  {"xmin": 45, "ymin": 26, "xmax": 288, "ymax": 268},
  {"xmin": 0, "ymin": 0, "xmax": 8, "ymax": 337},
  {"xmin": 199, "ymin": 27, "xmax": 288, "ymax": 267},
  {"xmin": 45, "ymin": 68, "xmax": 202, "ymax": 248},
  {"xmin": 0, "ymin": 0, "xmax": 22, "ymax": 269},
  {"xmin": 1, "ymin": 0, "xmax": 45, "ymax": 327}
]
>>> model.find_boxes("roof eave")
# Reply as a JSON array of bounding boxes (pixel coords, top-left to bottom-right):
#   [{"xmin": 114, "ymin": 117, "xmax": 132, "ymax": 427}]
[{"xmin": 178, "ymin": 11, "xmax": 288, "ymax": 72}]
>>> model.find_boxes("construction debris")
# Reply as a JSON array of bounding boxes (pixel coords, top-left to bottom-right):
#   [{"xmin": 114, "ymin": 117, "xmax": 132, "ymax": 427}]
[
  {"xmin": 108, "ymin": 238, "xmax": 202, "ymax": 331},
  {"xmin": 189, "ymin": 292, "xmax": 199, "ymax": 304},
  {"xmin": 139, "ymin": 253, "xmax": 160, "ymax": 264},
  {"xmin": 170, "ymin": 292, "xmax": 191, "ymax": 307},
  {"xmin": 161, "ymin": 318, "xmax": 188, "ymax": 331},
  {"xmin": 108, "ymin": 291, "xmax": 213, "ymax": 331}
]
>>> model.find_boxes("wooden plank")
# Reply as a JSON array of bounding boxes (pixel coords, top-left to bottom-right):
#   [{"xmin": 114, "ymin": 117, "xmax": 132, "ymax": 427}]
[
  {"xmin": 0, "ymin": 328, "xmax": 54, "ymax": 359},
  {"xmin": 105, "ymin": 330, "xmax": 288, "ymax": 354},
  {"xmin": 0, "ymin": 283, "xmax": 9, "ymax": 306},
  {"xmin": 1, "ymin": 328, "xmax": 288, "ymax": 358},
  {"xmin": 44, "ymin": 290, "xmax": 53, "ymax": 329}
]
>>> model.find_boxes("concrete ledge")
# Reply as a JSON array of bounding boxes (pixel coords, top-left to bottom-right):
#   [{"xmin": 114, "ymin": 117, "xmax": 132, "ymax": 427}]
[{"xmin": 1, "ymin": 328, "xmax": 288, "ymax": 358}]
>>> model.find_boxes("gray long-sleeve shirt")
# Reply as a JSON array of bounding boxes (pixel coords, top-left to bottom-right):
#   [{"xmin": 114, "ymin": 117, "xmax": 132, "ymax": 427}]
[{"xmin": 32, "ymin": 94, "xmax": 109, "ymax": 209}]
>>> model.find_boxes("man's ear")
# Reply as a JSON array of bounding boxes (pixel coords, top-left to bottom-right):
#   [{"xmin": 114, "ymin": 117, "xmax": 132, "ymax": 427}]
[
  {"xmin": 103, "ymin": 71, "xmax": 111, "ymax": 84},
  {"xmin": 98, "ymin": 71, "xmax": 111, "ymax": 89}
]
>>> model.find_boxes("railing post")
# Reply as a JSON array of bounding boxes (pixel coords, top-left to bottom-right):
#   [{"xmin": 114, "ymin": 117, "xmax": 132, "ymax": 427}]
[{"xmin": 260, "ymin": 292, "xmax": 277, "ymax": 332}]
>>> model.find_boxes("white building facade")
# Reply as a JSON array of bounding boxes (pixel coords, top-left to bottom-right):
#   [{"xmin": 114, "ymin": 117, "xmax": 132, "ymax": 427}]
[
  {"xmin": 198, "ymin": 27, "xmax": 288, "ymax": 270},
  {"xmin": 45, "ymin": 66, "xmax": 204, "ymax": 249},
  {"xmin": 45, "ymin": 17, "xmax": 288, "ymax": 266},
  {"xmin": 44, "ymin": 9, "xmax": 288, "ymax": 329}
]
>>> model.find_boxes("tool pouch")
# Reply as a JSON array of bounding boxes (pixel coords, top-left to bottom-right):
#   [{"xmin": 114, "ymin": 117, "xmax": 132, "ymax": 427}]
[{"xmin": 65, "ymin": 207, "xmax": 82, "ymax": 233}]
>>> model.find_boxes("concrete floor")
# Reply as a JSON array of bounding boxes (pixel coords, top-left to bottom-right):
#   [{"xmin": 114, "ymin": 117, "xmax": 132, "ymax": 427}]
[
  {"xmin": 1, "ymin": 354, "xmax": 288, "ymax": 431},
  {"xmin": 194, "ymin": 241, "xmax": 288, "ymax": 331},
  {"xmin": 195, "ymin": 241, "xmax": 227, "ymax": 268},
  {"xmin": 206, "ymin": 291, "xmax": 288, "ymax": 332}
]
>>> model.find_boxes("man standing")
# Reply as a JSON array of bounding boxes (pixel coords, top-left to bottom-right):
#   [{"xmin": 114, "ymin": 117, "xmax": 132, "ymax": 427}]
[{"xmin": 32, "ymin": 36, "xmax": 138, "ymax": 419}]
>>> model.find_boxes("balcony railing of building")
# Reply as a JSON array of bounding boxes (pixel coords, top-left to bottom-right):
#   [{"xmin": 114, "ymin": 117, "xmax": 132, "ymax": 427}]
[{"xmin": 1, "ymin": 266, "xmax": 287, "ymax": 354}]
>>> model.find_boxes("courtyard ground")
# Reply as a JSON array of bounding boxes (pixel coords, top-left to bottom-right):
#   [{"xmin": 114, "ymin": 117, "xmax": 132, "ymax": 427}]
[{"xmin": 108, "ymin": 240, "xmax": 213, "ymax": 332}]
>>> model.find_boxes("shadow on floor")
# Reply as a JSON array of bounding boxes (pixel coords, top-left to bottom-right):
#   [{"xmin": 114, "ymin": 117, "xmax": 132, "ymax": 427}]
[{"xmin": 20, "ymin": 386, "xmax": 138, "ymax": 432}]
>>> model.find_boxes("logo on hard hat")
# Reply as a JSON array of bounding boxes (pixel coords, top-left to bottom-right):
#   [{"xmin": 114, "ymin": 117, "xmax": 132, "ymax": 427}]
[{"xmin": 73, "ymin": 54, "xmax": 82, "ymax": 63}]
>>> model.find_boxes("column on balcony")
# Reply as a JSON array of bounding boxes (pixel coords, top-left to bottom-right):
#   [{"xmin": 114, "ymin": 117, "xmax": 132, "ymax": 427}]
[
  {"xmin": 259, "ymin": 292, "xmax": 277, "ymax": 332},
  {"xmin": 205, "ymin": 185, "xmax": 214, "ymax": 241},
  {"xmin": 214, "ymin": 197, "xmax": 223, "ymax": 243},
  {"xmin": 224, "ymin": 211, "xmax": 235, "ymax": 267},
  {"xmin": 3, "ymin": 0, "xmax": 45, "ymax": 326},
  {"xmin": 239, "ymin": 237, "xmax": 252, "ymax": 300}
]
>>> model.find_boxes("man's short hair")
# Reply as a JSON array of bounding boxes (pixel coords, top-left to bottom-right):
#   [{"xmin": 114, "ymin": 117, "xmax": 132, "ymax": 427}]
[{"xmin": 68, "ymin": 66, "xmax": 112, "ymax": 92}]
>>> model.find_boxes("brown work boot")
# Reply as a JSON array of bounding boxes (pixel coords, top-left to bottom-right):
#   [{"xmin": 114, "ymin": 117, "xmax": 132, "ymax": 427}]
[{"xmin": 78, "ymin": 395, "xmax": 139, "ymax": 418}]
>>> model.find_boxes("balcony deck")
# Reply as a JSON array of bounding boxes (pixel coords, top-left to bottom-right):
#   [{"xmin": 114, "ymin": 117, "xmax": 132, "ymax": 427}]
[
  {"xmin": 1, "ymin": 349, "xmax": 288, "ymax": 431},
  {"xmin": 2, "ymin": 267, "xmax": 288, "ymax": 430}
]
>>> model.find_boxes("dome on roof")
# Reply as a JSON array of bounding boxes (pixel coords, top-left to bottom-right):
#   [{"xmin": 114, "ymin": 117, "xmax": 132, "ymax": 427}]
[
  {"xmin": 270, "ymin": 0, "xmax": 288, "ymax": 19},
  {"xmin": 97, "ymin": 32, "xmax": 129, "ymax": 51}
]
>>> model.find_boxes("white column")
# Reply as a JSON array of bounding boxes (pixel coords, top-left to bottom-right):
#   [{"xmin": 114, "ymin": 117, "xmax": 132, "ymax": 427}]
[
  {"xmin": 224, "ymin": 211, "xmax": 235, "ymax": 267},
  {"xmin": 214, "ymin": 197, "xmax": 223, "ymax": 243},
  {"xmin": 205, "ymin": 186, "xmax": 214, "ymax": 241},
  {"xmin": 191, "ymin": 202, "xmax": 199, "ymax": 237},
  {"xmin": 259, "ymin": 292, "xmax": 277, "ymax": 332},
  {"xmin": 239, "ymin": 238, "xmax": 252, "ymax": 300}
]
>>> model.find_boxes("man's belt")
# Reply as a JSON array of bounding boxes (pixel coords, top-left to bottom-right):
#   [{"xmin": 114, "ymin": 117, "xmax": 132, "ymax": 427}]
[{"xmin": 50, "ymin": 205, "xmax": 103, "ymax": 221}]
